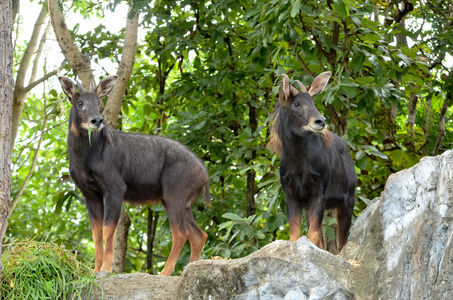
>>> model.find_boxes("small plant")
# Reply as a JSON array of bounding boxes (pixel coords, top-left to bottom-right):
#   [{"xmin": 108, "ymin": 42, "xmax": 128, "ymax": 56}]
[
  {"xmin": 1, "ymin": 239, "xmax": 98, "ymax": 299},
  {"xmin": 88, "ymin": 126, "xmax": 92, "ymax": 146}
]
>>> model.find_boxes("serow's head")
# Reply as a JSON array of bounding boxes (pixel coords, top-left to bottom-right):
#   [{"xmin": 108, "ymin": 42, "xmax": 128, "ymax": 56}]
[
  {"xmin": 58, "ymin": 75, "xmax": 118, "ymax": 132},
  {"xmin": 279, "ymin": 72, "xmax": 331, "ymax": 135}
]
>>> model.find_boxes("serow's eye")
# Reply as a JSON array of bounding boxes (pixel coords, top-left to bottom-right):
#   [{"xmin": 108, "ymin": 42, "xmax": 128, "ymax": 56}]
[
  {"xmin": 77, "ymin": 101, "xmax": 83, "ymax": 106},
  {"xmin": 294, "ymin": 101, "xmax": 300, "ymax": 107}
]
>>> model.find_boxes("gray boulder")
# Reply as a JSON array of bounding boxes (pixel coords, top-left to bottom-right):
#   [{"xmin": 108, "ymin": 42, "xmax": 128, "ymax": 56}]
[
  {"xmin": 341, "ymin": 149, "xmax": 453, "ymax": 299},
  {"xmin": 178, "ymin": 238, "xmax": 355, "ymax": 300}
]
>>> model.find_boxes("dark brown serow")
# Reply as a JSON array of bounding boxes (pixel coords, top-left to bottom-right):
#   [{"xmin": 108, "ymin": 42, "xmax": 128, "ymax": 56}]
[
  {"xmin": 268, "ymin": 72, "xmax": 356, "ymax": 252},
  {"xmin": 58, "ymin": 75, "xmax": 210, "ymax": 277}
]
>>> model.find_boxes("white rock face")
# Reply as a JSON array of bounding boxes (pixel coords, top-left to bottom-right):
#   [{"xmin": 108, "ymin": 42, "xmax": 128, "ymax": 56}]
[
  {"xmin": 85, "ymin": 150, "xmax": 453, "ymax": 300},
  {"xmin": 342, "ymin": 150, "xmax": 453, "ymax": 299}
]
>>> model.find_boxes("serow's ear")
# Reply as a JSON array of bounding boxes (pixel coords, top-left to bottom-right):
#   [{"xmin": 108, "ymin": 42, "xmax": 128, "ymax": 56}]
[
  {"xmin": 58, "ymin": 76, "xmax": 78, "ymax": 104},
  {"xmin": 308, "ymin": 71, "xmax": 331, "ymax": 97},
  {"xmin": 96, "ymin": 75, "xmax": 118, "ymax": 98},
  {"xmin": 280, "ymin": 74, "xmax": 299, "ymax": 107}
]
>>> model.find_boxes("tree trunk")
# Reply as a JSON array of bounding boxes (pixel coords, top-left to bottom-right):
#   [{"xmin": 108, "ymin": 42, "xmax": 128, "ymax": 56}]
[
  {"xmin": 107, "ymin": 7, "xmax": 139, "ymax": 274},
  {"xmin": 146, "ymin": 209, "xmax": 159, "ymax": 274},
  {"xmin": 407, "ymin": 91, "xmax": 417, "ymax": 135},
  {"xmin": 0, "ymin": 0, "xmax": 14, "ymax": 294},
  {"xmin": 246, "ymin": 170, "xmax": 256, "ymax": 217},
  {"xmin": 246, "ymin": 103, "xmax": 257, "ymax": 217},
  {"xmin": 112, "ymin": 207, "xmax": 131, "ymax": 274},
  {"xmin": 424, "ymin": 95, "xmax": 432, "ymax": 139},
  {"xmin": 433, "ymin": 91, "xmax": 452, "ymax": 155},
  {"xmin": 373, "ymin": 4, "xmax": 379, "ymax": 22},
  {"xmin": 396, "ymin": 19, "xmax": 408, "ymax": 46}
]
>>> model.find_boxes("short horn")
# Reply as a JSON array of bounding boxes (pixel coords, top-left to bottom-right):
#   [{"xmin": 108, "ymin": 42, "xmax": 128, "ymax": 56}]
[
  {"xmin": 289, "ymin": 84, "xmax": 298, "ymax": 96},
  {"xmin": 76, "ymin": 80, "xmax": 86, "ymax": 93},
  {"xmin": 90, "ymin": 81, "xmax": 96, "ymax": 93},
  {"xmin": 294, "ymin": 80, "xmax": 308, "ymax": 93}
]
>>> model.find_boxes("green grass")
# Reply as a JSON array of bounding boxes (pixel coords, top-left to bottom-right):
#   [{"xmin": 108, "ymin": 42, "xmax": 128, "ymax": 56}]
[{"xmin": 1, "ymin": 239, "xmax": 98, "ymax": 299}]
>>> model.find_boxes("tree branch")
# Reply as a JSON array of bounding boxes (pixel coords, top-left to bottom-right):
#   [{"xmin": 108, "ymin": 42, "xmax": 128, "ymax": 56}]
[
  {"xmin": 15, "ymin": 6, "xmax": 47, "ymax": 90},
  {"xmin": 103, "ymin": 6, "xmax": 139, "ymax": 128},
  {"xmin": 47, "ymin": 0, "xmax": 94, "ymax": 88},
  {"xmin": 24, "ymin": 68, "xmax": 62, "ymax": 93},
  {"xmin": 11, "ymin": 5, "xmax": 48, "ymax": 150},
  {"xmin": 295, "ymin": 51, "xmax": 315, "ymax": 77},
  {"xmin": 29, "ymin": 21, "xmax": 52, "ymax": 85},
  {"xmin": 298, "ymin": 12, "xmax": 329, "ymax": 58},
  {"xmin": 342, "ymin": 20, "xmax": 351, "ymax": 73},
  {"xmin": 384, "ymin": 0, "xmax": 414, "ymax": 27}
]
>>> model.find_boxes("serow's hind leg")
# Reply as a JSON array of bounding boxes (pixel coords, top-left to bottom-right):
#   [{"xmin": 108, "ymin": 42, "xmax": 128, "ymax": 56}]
[
  {"xmin": 159, "ymin": 195, "xmax": 189, "ymax": 276},
  {"xmin": 185, "ymin": 207, "xmax": 207, "ymax": 263},
  {"xmin": 336, "ymin": 205, "xmax": 353, "ymax": 253},
  {"xmin": 160, "ymin": 222, "xmax": 188, "ymax": 276}
]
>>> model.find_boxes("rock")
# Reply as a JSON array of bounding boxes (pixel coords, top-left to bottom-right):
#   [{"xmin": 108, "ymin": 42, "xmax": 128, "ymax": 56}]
[
  {"xmin": 178, "ymin": 238, "xmax": 355, "ymax": 300},
  {"xmin": 341, "ymin": 150, "xmax": 453, "ymax": 299},
  {"xmin": 82, "ymin": 150, "xmax": 453, "ymax": 299},
  {"xmin": 79, "ymin": 273, "xmax": 181, "ymax": 299}
]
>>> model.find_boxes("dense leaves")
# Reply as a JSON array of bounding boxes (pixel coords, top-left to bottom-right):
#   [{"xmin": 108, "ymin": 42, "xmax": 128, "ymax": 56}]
[{"xmin": 8, "ymin": 0, "xmax": 453, "ymax": 274}]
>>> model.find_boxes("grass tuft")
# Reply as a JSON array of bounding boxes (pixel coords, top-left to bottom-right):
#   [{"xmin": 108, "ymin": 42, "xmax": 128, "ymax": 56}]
[{"xmin": 1, "ymin": 239, "xmax": 97, "ymax": 300}]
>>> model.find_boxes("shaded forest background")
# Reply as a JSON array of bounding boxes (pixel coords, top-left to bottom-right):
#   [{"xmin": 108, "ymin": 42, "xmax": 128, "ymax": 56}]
[{"xmin": 6, "ymin": 0, "xmax": 453, "ymax": 275}]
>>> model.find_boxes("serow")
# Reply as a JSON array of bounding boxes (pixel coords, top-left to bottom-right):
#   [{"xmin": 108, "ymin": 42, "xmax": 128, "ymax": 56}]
[
  {"xmin": 268, "ymin": 72, "xmax": 357, "ymax": 252},
  {"xmin": 59, "ymin": 75, "xmax": 210, "ymax": 277}
]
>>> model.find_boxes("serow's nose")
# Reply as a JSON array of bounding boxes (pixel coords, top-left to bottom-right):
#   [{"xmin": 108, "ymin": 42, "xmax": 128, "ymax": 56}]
[
  {"xmin": 314, "ymin": 116, "xmax": 326, "ymax": 128},
  {"xmin": 91, "ymin": 117, "xmax": 104, "ymax": 127}
]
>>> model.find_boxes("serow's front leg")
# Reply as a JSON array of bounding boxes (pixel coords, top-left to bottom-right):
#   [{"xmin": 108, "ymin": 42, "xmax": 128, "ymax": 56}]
[
  {"xmin": 97, "ymin": 179, "xmax": 126, "ymax": 278},
  {"xmin": 285, "ymin": 196, "xmax": 303, "ymax": 242},
  {"xmin": 307, "ymin": 205, "xmax": 326, "ymax": 250},
  {"xmin": 83, "ymin": 190, "xmax": 104, "ymax": 276}
]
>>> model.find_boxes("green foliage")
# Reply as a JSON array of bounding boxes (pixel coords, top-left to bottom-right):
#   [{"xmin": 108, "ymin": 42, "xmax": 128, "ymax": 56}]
[
  {"xmin": 8, "ymin": 0, "xmax": 453, "ymax": 276},
  {"xmin": 1, "ymin": 239, "xmax": 96, "ymax": 299}
]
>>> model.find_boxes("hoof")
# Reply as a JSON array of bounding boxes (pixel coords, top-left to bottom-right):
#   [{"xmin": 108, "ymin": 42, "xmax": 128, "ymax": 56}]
[
  {"xmin": 96, "ymin": 271, "xmax": 111, "ymax": 278},
  {"xmin": 159, "ymin": 270, "xmax": 171, "ymax": 276}
]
